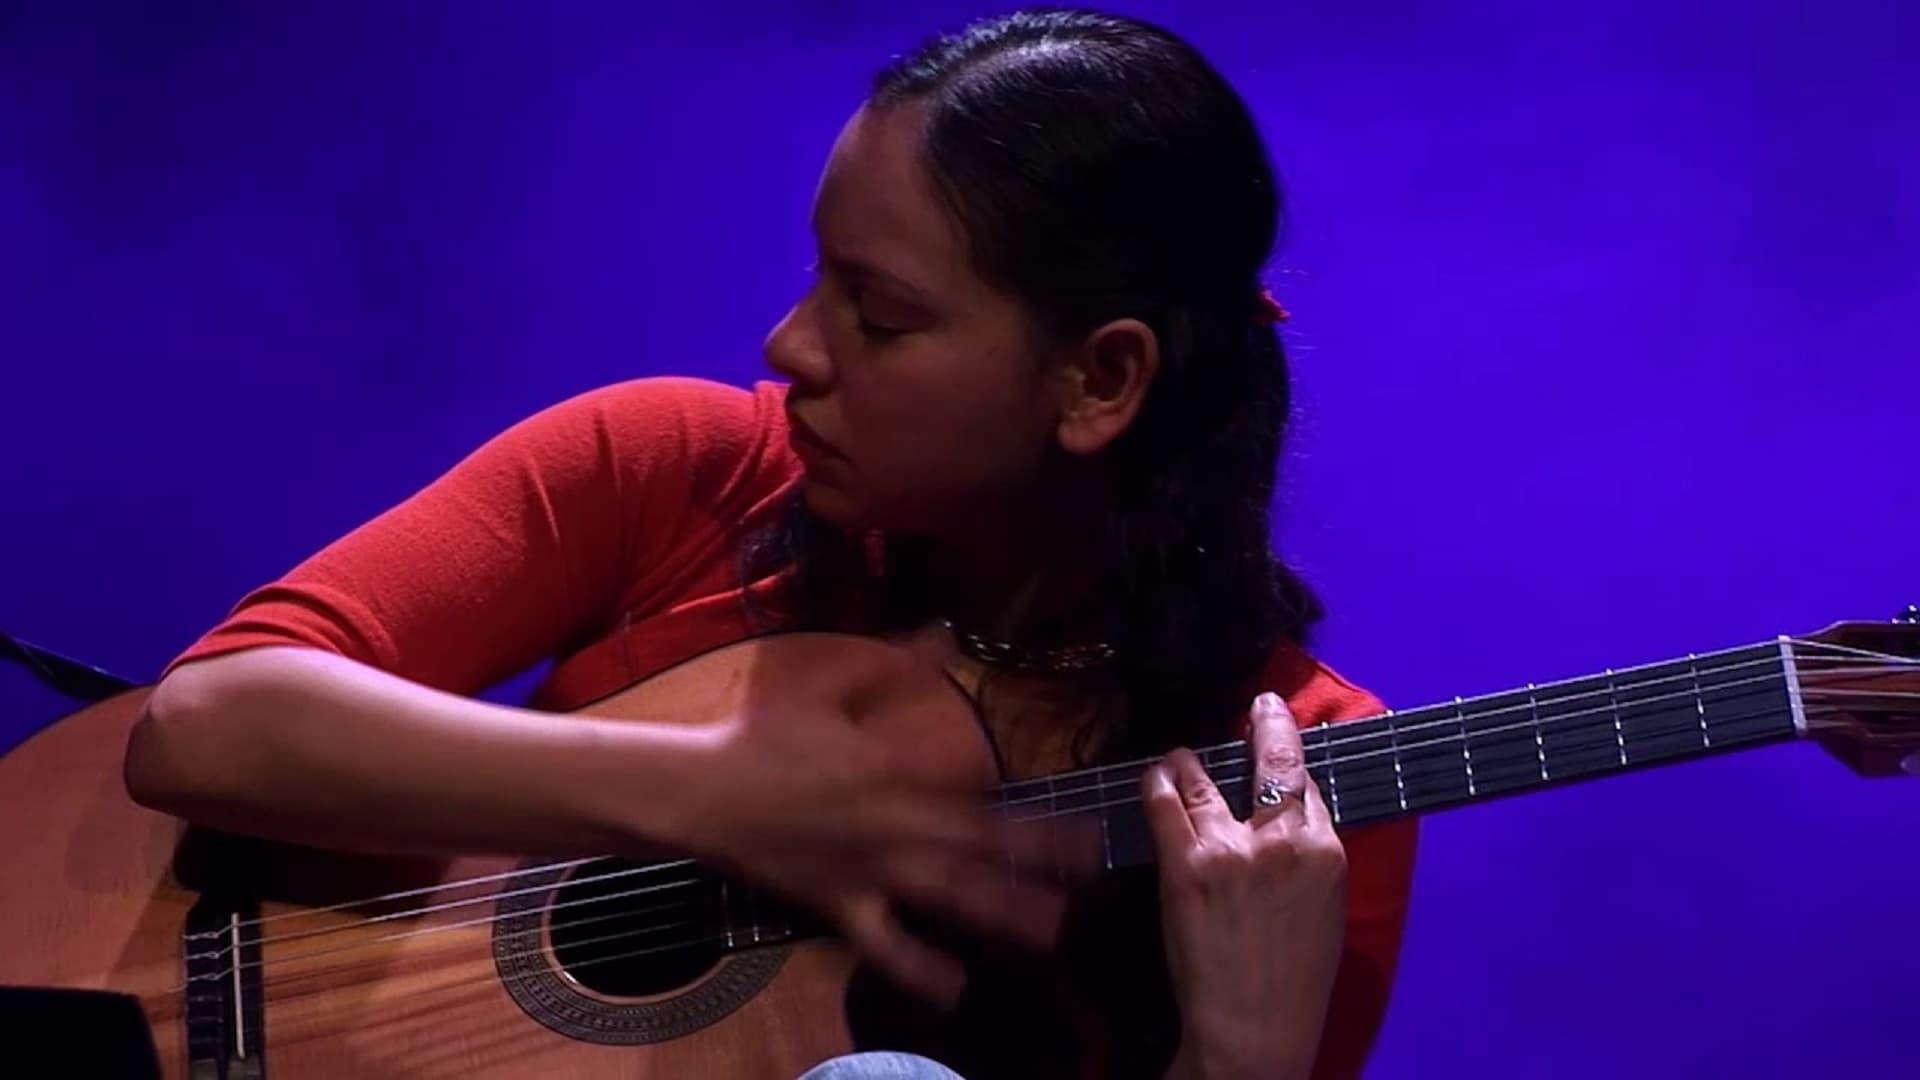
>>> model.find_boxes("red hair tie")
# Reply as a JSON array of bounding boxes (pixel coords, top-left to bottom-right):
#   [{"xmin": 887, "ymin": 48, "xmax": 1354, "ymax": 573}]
[{"xmin": 1254, "ymin": 286, "xmax": 1290, "ymax": 326}]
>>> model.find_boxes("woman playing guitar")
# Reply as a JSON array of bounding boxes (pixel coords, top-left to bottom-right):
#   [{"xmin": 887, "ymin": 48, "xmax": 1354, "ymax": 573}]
[{"xmin": 124, "ymin": 10, "xmax": 1418, "ymax": 1078}]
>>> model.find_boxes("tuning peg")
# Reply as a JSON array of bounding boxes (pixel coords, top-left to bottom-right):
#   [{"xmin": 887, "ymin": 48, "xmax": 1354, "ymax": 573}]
[{"xmin": 1898, "ymin": 605, "xmax": 1920, "ymax": 625}]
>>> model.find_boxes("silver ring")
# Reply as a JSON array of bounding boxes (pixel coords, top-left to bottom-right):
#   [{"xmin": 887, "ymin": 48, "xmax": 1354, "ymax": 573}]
[{"xmin": 1255, "ymin": 777, "xmax": 1298, "ymax": 808}]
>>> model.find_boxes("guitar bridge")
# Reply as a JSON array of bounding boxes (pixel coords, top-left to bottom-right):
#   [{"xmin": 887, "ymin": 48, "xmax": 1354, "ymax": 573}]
[{"xmin": 183, "ymin": 893, "xmax": 266, "ymax": 1080}]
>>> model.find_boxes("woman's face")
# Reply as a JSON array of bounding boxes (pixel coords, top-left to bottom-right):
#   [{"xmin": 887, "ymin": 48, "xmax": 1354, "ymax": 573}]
[{"xmin": 764, "ymin": 103, "xmax": 1067, "ymax": 538}]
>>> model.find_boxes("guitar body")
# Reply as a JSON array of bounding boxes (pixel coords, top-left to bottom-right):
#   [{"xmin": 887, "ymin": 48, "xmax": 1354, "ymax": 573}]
[{"xmin": 0, "ymin": 633, "xmax": 1021, "ymax": 1079}]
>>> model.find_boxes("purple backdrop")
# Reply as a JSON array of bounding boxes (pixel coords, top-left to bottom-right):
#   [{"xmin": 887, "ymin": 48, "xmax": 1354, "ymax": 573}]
[{"xmin": 3, "ymin": 2, "xmax": 1914, "ymax": 1075}]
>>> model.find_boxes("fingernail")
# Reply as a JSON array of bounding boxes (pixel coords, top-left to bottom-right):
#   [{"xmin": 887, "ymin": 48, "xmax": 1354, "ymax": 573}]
[{"xmin": 1255, "ymin": 692, "xmax": 1284, "ymax": 715}]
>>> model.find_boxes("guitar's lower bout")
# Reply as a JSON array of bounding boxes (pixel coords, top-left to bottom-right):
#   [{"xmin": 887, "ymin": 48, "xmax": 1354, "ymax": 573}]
[{"xmin": 491, "ymin": 857, "xmax": 790, "ymax": 1045}]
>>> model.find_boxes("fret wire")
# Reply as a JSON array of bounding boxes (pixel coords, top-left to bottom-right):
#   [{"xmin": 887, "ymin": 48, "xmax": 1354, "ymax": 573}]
[
  {"xmin": 1321, "ymin": 715, "xmax": 1342, "ymax": 825},
  {"xmin": 1457, "ymin": 696, "xmax": 1476, "ymax": 798},
  {"xmin": 1528, "ymin": 682, "xmax": 1548, "ymax": 782},
  {"xmin": 1689, "ymin": 653, "xmax": 1711, "ymax": 747},
  {"xmin": 1387, "ymin": 709, "xmax": 1408, "ymax": 812},
  {"xmin": 1608, "ymin": 668, "xmax": 1627, "ymax": 766}
]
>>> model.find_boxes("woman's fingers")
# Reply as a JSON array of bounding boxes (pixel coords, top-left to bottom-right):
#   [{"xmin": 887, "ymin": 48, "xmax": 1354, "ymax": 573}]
[
  {"xmin": 1166, "ymin": 746, "xmax": 1238, "ymax": 839},
  {"xmin": 1297, "ymin": 769, "xmax": 1334, "ymax": 833},
  {"xmin": 1247, "ymin": 691, "xmax": 1311, "ymax": 830},
  {"xmin": 886, "ymin": 851, "xmax": 1066, "ymax": 951},
  {"xmin": 839, "ymin": 895, "xmax": 966, "ymax": 1008},
  {"xmin": 891, "ymin": 796, "xmax": 1098, "ymax": 884},
  {"xmin": 1143, "ymin": 756, "xmax": 1198, "ymax": 855}
]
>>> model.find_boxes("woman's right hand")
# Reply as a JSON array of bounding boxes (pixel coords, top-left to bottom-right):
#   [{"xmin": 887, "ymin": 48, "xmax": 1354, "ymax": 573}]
[{"xmin": 660, "ymin": 638, "xmax": 1085, "ymax": 1006}]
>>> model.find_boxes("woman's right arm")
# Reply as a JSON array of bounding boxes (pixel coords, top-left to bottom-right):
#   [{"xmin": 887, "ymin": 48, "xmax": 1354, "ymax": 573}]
[
  {"xmin": 126, "ymin": 641, "xmax": 1066, "ymax": 1003},
  {"xmin": 126, "ymin": 645, "xmax": 721, "ymax": 858},
  {"xmin": 125, "ymin": 378, "xmax": 762, "ymax": 853},
  {"xmin": 122, "ymin": 379, "xmax": 720, "ymax": 854}
]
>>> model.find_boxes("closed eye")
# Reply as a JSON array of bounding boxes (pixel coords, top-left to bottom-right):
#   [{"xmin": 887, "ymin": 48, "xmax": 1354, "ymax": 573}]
[{"xmin": 857, "ymin": 317, "xmax": 906, "ymax": 340}]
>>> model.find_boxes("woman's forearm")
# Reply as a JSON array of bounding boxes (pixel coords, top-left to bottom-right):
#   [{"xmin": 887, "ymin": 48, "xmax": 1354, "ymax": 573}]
[{"xmin": 125, "ymin": 646, "xmax": 719, "ymax": 857}]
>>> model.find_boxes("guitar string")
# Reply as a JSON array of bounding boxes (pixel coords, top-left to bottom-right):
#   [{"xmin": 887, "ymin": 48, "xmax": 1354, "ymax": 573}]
[
  {"xmin": 186, "ymin": 658, "xmax": 1804, "ymax": 952},
  {"xmin": 222, "ymin": 897, "xmax": 716, "ymax": 991},
  {"xmin": 182, "ymin": 659, "xmax": 1895, "ymax": 962},
  {"xmin": 1798, "ymin": 688, "xmax": 1920, "ymax": 698},
  {"xmin": 183, "ymin": 692, "xmax": 1871, "ymax": 1000},
  {"xmin": 1786, "ymin": 639, "xmax": 1915, "ymax": 663},
  {"xmin": 188, "ymin": 688, "xmax": 1883, "ymax": 996},
  {"xmin": 178, "ymin": 688, "xmax": 1868, "ymax": 989},
  {"xmin": 185, "ymin": 640, "xmax": 1904, "ymax": 941},
  {"xmin": 183, "ymin": 868, "xmax": 711, "ymax": 964},
  {"xmin": 187, "ymin": 682, "xmax": 1900, "ymax": 993},
  {"xmin": 180, "ymin": 854, "xmax": 607, "ymax": 938},
  {"xmin": 188, "ymin": 644, "xmax": 1873, "ymax": 941},
  {"xmin": 1000, "ymin": 649, "xmax": 1912, "ymax": 799}
]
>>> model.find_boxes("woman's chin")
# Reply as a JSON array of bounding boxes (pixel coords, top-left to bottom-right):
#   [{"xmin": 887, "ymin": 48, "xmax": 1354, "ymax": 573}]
[
  {"xmin": 799, "ymin": 480, "xmax": 868, "ymax": 529},
  {"xmin": 799, "ymin": 478, "xmax": 929, "ymax": 535}
]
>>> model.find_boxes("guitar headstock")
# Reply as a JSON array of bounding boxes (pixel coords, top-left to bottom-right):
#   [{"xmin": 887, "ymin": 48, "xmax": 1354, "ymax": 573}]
[{"xmin": 1793, "ymin": 606, "xmax": 1920, "ymax": 777}]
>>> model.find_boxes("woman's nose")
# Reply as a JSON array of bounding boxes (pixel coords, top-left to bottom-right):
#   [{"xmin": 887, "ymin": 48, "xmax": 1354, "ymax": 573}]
[{"xmin": 764, "ymin": 297, "xmax": 832, "ymax": 392}]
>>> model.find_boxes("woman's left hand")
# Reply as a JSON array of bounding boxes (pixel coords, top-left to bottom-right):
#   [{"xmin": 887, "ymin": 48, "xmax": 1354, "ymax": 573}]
[{"xmin": 1144, "ymin": 691, "xmax": 1348, "ymax": 1080}]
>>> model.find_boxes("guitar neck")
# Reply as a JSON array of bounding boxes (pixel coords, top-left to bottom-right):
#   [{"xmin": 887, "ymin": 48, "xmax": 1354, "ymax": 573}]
[
  {"xmin": 993, "ymin": 638, "xmax": 1807, "ymax": 870},
  {"xmin": 721, "ymin": 639, "xmax": 1807, "ymax": 944}
]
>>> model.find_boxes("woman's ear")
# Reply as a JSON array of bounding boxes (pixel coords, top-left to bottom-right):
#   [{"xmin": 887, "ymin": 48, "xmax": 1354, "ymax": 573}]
[{"xmin": 1055, "ymin": 318, "xmax": 1160, "ymax": 456}]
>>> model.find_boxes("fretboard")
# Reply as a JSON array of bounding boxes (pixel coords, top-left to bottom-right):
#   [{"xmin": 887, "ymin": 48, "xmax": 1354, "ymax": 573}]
[
  {"xmin": 713, "ymin": 639, "xmax": 1804, "ymax": 946},
  {"xmin": 991, "ymin": 638, "xmax": 1804, "ymax": 871}
]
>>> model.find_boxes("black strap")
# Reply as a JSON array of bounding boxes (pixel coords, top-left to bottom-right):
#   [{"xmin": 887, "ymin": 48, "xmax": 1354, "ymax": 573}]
[{"xmin": 0, "ymin": 631, "xmax": 138, "ymax": 702}]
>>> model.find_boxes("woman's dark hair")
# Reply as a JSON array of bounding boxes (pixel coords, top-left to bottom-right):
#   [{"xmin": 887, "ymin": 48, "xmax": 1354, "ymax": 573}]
[{"xmin": 748, "ymin": 7, "xmax": 1321, "ymax": 761}]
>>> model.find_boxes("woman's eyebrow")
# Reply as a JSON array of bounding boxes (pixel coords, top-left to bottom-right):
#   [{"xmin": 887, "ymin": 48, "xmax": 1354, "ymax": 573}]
[{"xmin": 822, "ymin": 253, "xmax": 937, "ymax": 308}]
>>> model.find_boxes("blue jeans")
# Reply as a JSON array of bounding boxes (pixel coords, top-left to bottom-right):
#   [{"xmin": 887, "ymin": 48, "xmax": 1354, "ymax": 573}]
[{"xmin": 797, "ymin": 1051, "xmax": 967, "ymax": 1079}]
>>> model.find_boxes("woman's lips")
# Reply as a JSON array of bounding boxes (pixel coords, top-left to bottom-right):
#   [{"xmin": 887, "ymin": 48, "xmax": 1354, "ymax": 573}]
[{"xmin": 786, "ymin": 411, "xmax": 843, "ymax": 461}]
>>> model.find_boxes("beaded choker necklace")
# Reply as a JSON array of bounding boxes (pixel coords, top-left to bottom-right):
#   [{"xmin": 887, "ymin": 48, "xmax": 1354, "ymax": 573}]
[{"xmin": 938, "ymin": 618, "xmax": 1116, "ymax": 674}]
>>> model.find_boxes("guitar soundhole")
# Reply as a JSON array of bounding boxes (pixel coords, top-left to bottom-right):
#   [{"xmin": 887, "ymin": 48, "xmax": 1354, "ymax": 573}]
[
  {"xmin": 493, "ymin": 857, "xmax": 790, "ymax": 1044},
  {"xmin": 549, "ymin": 859, "xmax": 725, "ymax": 997}
]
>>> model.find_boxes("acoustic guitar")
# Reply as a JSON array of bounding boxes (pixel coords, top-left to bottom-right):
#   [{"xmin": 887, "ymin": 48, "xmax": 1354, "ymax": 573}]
[{"xmin": 1, "ymin": 617, "xmax": 1914, "ymax": 1078}]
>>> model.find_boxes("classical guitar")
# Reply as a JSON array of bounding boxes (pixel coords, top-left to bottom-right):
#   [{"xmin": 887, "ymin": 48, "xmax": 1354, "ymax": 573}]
[{"xmin": 1, "ymin": 617, "xmax": 1915, "ymax": 1078}]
